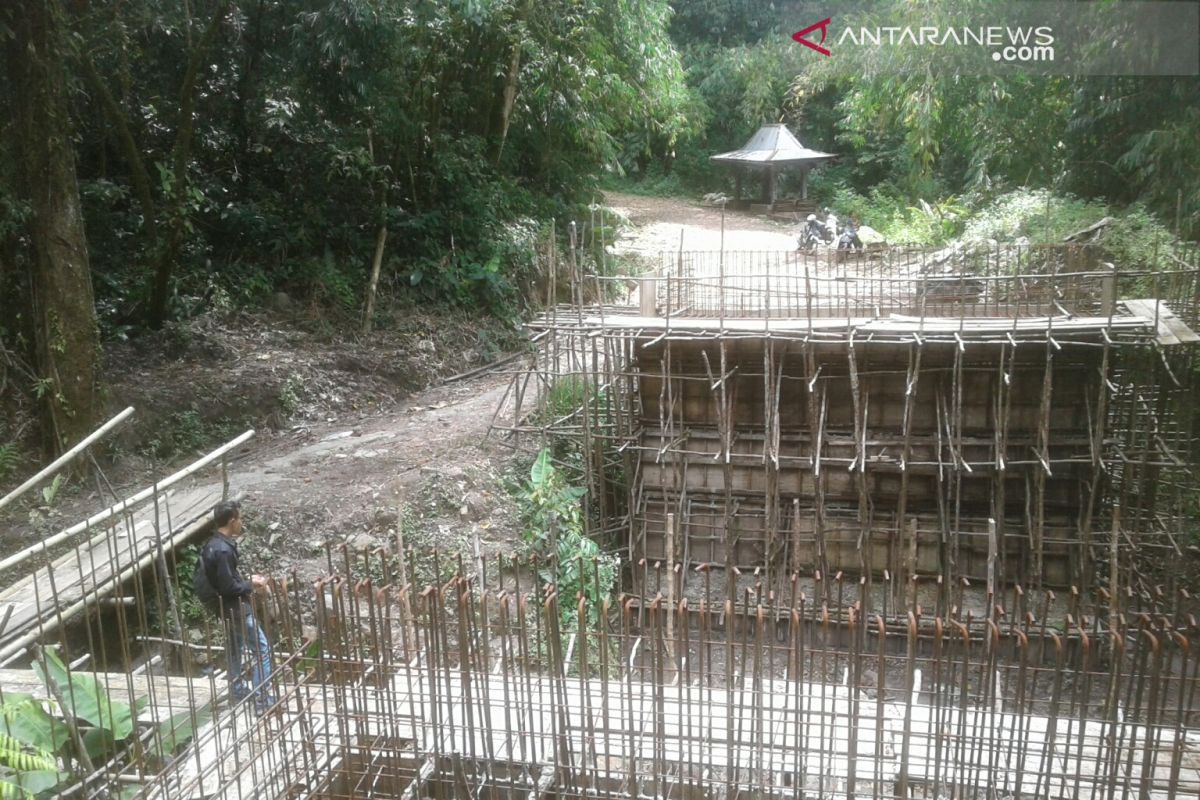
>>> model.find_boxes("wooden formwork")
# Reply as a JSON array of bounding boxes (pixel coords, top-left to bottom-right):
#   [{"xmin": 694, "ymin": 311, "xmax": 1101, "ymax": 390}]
[{"xmin": 492, "ymin": 244, "xmax": 1200, "ymax": 622}]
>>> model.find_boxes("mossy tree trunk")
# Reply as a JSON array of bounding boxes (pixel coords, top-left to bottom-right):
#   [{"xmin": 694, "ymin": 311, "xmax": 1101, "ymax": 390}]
[{"xmin": 4, "ymin": 0, "xmax": 101, "ymax": 457}]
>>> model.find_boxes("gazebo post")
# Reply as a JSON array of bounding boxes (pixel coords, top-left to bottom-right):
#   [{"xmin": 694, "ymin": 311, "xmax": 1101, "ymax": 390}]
[{"xmin": 800, "ymin": 167, "xmax": 809, "ymax": 201}]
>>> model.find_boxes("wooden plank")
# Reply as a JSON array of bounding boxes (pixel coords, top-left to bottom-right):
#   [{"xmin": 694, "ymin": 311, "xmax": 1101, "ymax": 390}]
[
  {"xmin": 568, "ymin": 314, "xmax": 1151, "ymax": 338},
  {"xmin": 0, "ymin": 485, "xmax": 221, "ymax": 661},
  {"xmin": 1121, "ymin": 299, "xmax": 1200, "ymax": 345},
  {"xmin": 0, "ymin": 667, "xmax": 213, "ymax": 724},
  {"xmin": 131, "ymin": 664, "xmax": 1199, "ymax": 800},
  {"xmin": 1122, "ymin": 299, "xmax": 1180, "ymax": 344}
]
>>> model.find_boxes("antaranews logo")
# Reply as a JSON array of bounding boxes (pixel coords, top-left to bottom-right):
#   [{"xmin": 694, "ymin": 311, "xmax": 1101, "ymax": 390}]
[
  {"xmin": 792, "ymin": 18, "xmax": 832, "ymax": 56},
  {"xmin": 791, "ymin": 17, "xmax": 1057, "ymax": 65}
]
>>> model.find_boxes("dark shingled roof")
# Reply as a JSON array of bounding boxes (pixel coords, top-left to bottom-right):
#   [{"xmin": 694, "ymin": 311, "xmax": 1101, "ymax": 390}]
[{"xmin": 710, "ymin": 123, "xmax": 836, "ymax": 166}]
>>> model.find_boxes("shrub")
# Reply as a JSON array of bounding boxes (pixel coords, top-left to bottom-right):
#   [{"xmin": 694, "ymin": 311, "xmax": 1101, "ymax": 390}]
[
  {"xmin": 958, "ymin": 189, "xmax": 1178, "ymax": 269},
  {"xmin": 513, "ymin": 449, "xmax": 618, "ymax": 635}
]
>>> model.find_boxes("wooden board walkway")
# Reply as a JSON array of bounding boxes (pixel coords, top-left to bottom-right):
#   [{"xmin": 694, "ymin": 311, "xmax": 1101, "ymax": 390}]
[
  {"xmin": 0, "ymin": 483, "xmax": 222, "ymax": 664},
  {"xmin": 1119, "ymin": 299, "xmax": 1200, "ymax": 345},
  {"xmin": 142, "ymin": 666, "xmax": 1200, "ymax": 800}
]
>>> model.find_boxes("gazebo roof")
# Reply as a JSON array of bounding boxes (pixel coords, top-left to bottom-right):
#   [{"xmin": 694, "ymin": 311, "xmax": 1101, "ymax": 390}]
[{"xmin": 710, "ymin": 123, "xmax": 836, "ymax": 166}]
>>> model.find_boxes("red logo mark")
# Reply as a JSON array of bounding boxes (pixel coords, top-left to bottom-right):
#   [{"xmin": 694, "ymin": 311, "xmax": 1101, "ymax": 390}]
[{"xmin": 793, "ymin": 18, "xmax": 832, "ymax": 56}]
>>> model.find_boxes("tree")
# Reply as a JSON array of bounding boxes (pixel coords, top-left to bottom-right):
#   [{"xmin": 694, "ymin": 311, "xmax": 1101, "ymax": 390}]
[
  {"xmin": 2, "ymin": 0, "xmax": 101, "ymax": 457},
  {"xmin": 75, "ymin": 0, "xmax": 231, "ymax": 329}
]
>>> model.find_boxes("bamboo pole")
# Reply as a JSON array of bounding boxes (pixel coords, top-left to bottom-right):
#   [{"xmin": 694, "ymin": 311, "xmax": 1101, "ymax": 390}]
[
  {"xmin": 665, "ymin": 511, "xmax": 676, "ymax": 676},
  {"xmin": 0, "ymin": 429, "xmax": 254, "ymax": 576},
  {"xmin": 0, "ymin": 406, "xmax": 134, "ymax": 513}
]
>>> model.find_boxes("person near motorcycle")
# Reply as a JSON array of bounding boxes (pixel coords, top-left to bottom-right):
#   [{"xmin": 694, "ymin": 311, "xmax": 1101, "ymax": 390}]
[
  {"xmin": 798, "ymin": 213, "xmax": 829, "ymax": 251},
  {"xmin": 838, "ymin": 215, "xmax": 864, "ymax": 250},
  {"xmin": 824, "ymin": 207, "xmax": 838, "ymax": 240},
  {"xmin": 805, "ymin": 213, "xmax": 827, "ymax": 240}
]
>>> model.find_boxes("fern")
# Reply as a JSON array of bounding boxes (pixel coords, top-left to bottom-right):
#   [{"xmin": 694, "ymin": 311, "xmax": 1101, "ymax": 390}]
[
  {"xmin": 0, "ymin": 734, "xmax": 55, "ymax": 774},
  {"xmin": 0, "ymin": 777, "xmax": 30, "ymax": 800},
  {"xmin": 0, "ymin": 709, "xmax": 63, "ymax": 800},
  {"xmin": 0, "ymin": 732, "xmax": 58, "ymax": 800},
  {"xmin": 0, "ymin": 443, "xmax": 18, "ymax": 483},
  {"xmin": 40, "ymin": 475, "xmax": 63, "ymax": 507}
]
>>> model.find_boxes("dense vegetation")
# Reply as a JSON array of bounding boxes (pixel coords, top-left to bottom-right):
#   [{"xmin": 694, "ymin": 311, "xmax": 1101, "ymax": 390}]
[
  {"xmin": 0, "ymin": 0, "xmax": 689, "ymax": 453},
  {"xmin": 1, "ymin": 0, "xmax": 1197, "ymax": 455},
  {"xmin": 650, "ymin": 1, "xmax": 1198, "ymax": 243}
]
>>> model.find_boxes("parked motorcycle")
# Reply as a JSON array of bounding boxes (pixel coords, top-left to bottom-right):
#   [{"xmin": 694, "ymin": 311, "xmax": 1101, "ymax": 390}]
[
  {"xmin": 837, "ymin": 219, "xmax": 863, "ymax": 251},
  {"xmin": 797, "ymin": 214, "xmax": 832, "ymax": 252}
]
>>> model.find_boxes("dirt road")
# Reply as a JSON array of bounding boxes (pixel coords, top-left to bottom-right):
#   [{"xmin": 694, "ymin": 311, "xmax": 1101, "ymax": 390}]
[
  {"xmin": 222, "ymin": 368, "xmax": 519, "ymax": 582},
  {"xmin": 8, "ymin": 190, "xmax": 805, "ymax": 586},
  {"xmin": 604, "ymin": 191, "xmax": 800, "ymax": 253}
]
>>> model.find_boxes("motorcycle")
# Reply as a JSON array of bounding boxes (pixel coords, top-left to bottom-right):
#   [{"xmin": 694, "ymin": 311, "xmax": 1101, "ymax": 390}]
[
  {"xmin": 837, "ymin": 223, "xmax": 863, "ymax": 251},
  {"xmin": 798, "ymin": 227, "xmax": 827, "ymax": 252},
  {"xmin": 797, "ymin": 216, "xmax": 832, "ymax": 252}
]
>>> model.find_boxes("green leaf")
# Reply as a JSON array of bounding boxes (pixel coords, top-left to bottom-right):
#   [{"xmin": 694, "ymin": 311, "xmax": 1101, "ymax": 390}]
[
  {"xmin": 155, "ymin": 706, "xmax": 212, "ymax": 755},
  {"xmin": 40, "ymin": 475, "xmax": 64, "ymax": 506},
  {"xmin": 81, "ymin": 728, "xmax": 116, "ymax": 761},
  {"xmin": 33, "ymin": 650, "xmax": 135, "ymax": 741},
  {"xmin": 0, "ymin": 775, "xmax": 28, "ymax": 800},
  {"xmin": 115, "ymin": 785, "xmax": 144, "ymax": 800},
  {"xmin": 0, "ymin": 735, "xmax": 56, "ymax": 773},
  {"xmin": 0, "ymin": 769, "xmax": 67, "ymax": 798},
  {"xmin": 530, "ymin": 448, "xmax": 553, "ymax": 488},
  {"xmin": 0, "ymin": 696, "xmax": 70, "ymax": 754}
]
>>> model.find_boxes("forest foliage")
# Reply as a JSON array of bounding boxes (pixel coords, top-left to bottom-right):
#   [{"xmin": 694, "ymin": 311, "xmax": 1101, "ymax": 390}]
[
  {"xmin": 656, "ymin": 0, "xmax": 1198, "ymax": 243},
  {"xmin": 1, "ymin": 0, "xmax": 690, "ymax": 340},
  {"xmin": 0, "ymin": 0, "xmax": 1197, "ymax": 451}
]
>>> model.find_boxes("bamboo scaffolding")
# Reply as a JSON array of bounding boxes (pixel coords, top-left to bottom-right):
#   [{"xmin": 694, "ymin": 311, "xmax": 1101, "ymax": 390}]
[{"xmin": 490, "ymin": 244, "xmax": 1200, "ymax": 625}]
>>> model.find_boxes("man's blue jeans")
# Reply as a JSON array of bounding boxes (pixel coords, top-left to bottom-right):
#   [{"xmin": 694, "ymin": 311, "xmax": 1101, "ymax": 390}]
[{"xmin": 226, "ymin": 610, "xmax": 273, "ymax": 707}]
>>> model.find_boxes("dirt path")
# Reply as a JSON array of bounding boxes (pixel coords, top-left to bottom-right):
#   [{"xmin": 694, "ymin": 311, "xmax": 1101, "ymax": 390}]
[
  {"xmin": 223, "ymin": 368, "xmax": 519, "ymax": 582},
  {"xmin": 232, "ymin": 194, "xmax": 803, "ymax": 570},
  {"xmin": 604, "ymin": 190, "xmax": 800, "ymax": 253},
  {"xmin": 229, "ymin": 194, "xmax": 805, "ymax": 574},
  {"xmin": 6, "ymin": 191, "xmax": 810, "ymax": 588}
]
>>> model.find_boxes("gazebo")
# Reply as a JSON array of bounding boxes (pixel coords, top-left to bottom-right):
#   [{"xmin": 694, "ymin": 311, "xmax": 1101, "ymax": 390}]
[{"xmin": 710, "ymin": 123, "xmax": 836, "ymax": 212}]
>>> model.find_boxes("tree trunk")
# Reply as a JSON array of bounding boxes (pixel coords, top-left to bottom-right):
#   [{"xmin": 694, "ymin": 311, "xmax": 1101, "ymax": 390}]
[
  {"xmin": 493, "ymin": 0, "xmax": 533, "ymax": 165},
  {"xmin": 78, "ymin": 54, "xmax": 160, "ymax": 254},
  {"xmin": 4, "ymin": 0, "xmax": 101, "ymax": 457},
  {"xmin": 147, "ymin": 0, "xmax": 229, "ymax": 329},
  {"xmin": 361, "ymin": 223, "xmax": 388, "ymax": 335},
  {"xmin": 232, "ymin": 0, "xmax": 269, "ymax": 183}
]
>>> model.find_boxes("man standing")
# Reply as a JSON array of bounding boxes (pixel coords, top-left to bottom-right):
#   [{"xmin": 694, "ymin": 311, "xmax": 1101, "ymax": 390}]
[{"xmin": 193, "ymin": 500, "xmax": 276, "ymax": 715}]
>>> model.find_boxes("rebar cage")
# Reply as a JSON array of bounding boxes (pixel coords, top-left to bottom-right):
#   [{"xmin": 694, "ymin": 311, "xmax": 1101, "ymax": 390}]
[
  {"xmin": 3, "ymin": 243, "xmax": 1200, "ymax": 799},
  {"xmin": 493, "ymin": 244, "xmax": 1200, "ymax": 620}
]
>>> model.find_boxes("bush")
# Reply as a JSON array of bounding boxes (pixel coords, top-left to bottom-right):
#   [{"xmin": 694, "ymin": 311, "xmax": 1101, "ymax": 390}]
[
  {"xmin": 512, "ymin": 449, "xmax": 618, "ymax": 635},
  {"xmin": 959, "ymin": 189, "xmax": 1178, "ymax": 269},
  {"xmin": 809, "ymin": 180, "xmax": 954, "ymax": 245},
  {"xmin": 600, "ymin": 170, "xmax": 690, "ymax": 199},
  {"xmin": 959, "ymin": 188, "xmax": 1095, "ymax": 245}
]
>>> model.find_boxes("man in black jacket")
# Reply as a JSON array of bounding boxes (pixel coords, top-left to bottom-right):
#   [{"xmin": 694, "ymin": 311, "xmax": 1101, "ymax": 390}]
[{"xmin": 193, "ymin": 500, "xmax": 275, "ymax": 714}]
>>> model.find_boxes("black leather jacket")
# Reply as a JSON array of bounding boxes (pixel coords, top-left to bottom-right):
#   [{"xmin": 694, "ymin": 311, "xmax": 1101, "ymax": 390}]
[{"xmin": 193, "ymin": 532, "xmax": 253, "ymax": 617}]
